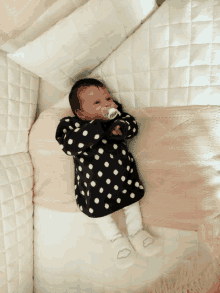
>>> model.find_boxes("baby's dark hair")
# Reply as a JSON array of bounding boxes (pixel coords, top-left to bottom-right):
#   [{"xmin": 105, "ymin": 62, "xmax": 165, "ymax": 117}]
[{"xmin": 69, "ymin": 78, "xmax": 106, "ymax": 114}]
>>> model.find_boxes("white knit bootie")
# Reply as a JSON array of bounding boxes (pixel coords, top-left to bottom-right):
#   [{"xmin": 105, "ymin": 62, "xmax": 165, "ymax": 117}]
[
  {"xmin": 129, "ymin": 229, "xmax": 163, "ymax": 257},
  {"xmin": 109, "ymin": 234, "xmax": 137, "ymax": 269}
]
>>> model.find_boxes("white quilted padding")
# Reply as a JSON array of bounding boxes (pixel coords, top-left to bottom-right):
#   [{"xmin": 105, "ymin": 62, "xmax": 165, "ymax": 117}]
[
  {"xmin": 0, "ymin": 153, "xmax": 34, "ymax": 293},
  {"xmin": 7, "ymin": 0, "xmax": 158, "ymax": 93},
  {"xmin": 0, "ymin": 49, "xmax": 39, "ymax": 292},
  {"xmin": 89, "ymin": 0, "xmax": 220, "ymax": 109},
  {"xmin": 0, "ymin": 50, "xmax": 39, "ymax": 156}
]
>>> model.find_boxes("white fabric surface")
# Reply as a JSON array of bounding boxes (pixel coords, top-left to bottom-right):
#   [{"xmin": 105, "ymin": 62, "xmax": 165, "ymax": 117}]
[
  {"xmin": 34, "ymin": 205, "xmax": 218, "ymax": 293},
  {"xmin": 7, "ymin": 0, "xmax": 158, "ymax": 93},
  {"xmin": 0, "ymin": 49, "xmax": 40, "ymax": 293}
]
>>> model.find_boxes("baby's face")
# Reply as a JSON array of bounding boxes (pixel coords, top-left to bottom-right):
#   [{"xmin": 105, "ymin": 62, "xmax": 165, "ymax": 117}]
[{"xmin": 75, "ymin": 86, "xmax": 118, "ymax": 121}]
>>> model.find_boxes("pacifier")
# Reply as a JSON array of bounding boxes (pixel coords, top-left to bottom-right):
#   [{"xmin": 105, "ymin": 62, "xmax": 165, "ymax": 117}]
[{"xmin": 101, "ymin": 107, "xmax": 121, "ymax": 120}]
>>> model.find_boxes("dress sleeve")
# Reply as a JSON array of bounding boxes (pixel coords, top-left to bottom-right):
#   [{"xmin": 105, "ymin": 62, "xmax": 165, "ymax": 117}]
[
  {"xmin": 105, "ymin": 112, "xmax": 139, "ymax": 141},
  {"xmin": 55, "ymin": 117, "xmax": 107, "ymax": 156}
]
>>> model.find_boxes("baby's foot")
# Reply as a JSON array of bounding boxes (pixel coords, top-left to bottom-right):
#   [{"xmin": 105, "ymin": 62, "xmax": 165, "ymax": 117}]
[
  {"xmin": 129, "ymin": 229, "xmax": 163, "ymax": 257},
  {"xmin": 110, "ymin": 236, "xmax": 136, "ymax": 268}
]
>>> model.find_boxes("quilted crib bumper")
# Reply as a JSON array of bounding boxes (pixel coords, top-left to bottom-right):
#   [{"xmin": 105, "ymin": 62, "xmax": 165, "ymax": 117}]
[{"xmin": 0, "ymin": 50, "xmax": 40, "ymax": 293}]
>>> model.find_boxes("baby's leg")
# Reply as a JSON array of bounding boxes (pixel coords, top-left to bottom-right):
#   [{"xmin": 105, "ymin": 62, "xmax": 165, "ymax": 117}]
[
  {"xmin": 95, "ymin": 214, "xmax": 136, "ymax": 268},
  {"xmin": 124, "ymin": 202, "xmax": 162, "ymax": 257}
]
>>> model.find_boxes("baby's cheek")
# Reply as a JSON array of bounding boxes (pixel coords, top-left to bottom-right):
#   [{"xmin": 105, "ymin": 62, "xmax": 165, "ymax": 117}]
[{"xmin": 96, "ymin": 106, "xmax": 101, "ymax": 111}]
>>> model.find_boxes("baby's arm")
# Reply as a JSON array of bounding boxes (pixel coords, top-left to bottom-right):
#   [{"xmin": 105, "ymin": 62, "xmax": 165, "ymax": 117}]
[
  {"xmin": 55, "ymin": 117, "xmax": 107, "ymax": 156},
  {"xmin": 105, "ymin": 112, "xmax": 138, "ymax": 141}
]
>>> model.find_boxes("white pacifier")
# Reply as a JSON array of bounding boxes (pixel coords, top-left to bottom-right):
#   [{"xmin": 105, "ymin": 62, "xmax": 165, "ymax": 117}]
[{"xmin": 101, "ymin": 107, "xmax": 121, "ymax": 120}]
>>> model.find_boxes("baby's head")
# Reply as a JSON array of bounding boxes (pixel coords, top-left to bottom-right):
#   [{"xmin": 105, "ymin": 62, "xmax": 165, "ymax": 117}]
[{"xmin": 69, "ymin": 78, "xmax": 118, "ymax": 121}]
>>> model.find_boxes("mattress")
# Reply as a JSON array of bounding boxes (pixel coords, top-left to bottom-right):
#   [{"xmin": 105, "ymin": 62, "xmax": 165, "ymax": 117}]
[{"xmin": 34, "ymin": 205, "xmax": 218, "ymax": 293}]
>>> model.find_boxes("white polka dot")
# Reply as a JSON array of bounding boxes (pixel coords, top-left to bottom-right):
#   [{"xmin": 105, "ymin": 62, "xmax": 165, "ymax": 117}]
[
  {"xmin": 98, "ymin": 171, "xmax": 103, "ymax": 177},
  {"xmin": 84, "ymin": 182, "xmax": 87, "ymax": 187},
  {"xmin": 95, "ymin": 155, "xmax": 100, "ymax": 160},
  {"xmin": 77, "ymin": 175, "xmax": 80, "ymax": 180},
  {"xmin": 68, "ymin": 139, "xmax": 73, "ymax": 145},
  {"xmin": 78, "ymin": 143, "xmax": 84, "ymax": 148},
  {"xmin": 81, "ymin": 191, "xmax": 85, "ymax": 195},
  {"xmin": 126, "ymin": 115, "xmax": 130, "ymax": 118},
  {"xmin": 121, "ymin": 176, "xmax": 125, "ymax": 181},
  {"xmin": 135, "ymin": 182, "xmax": 139, "ymax": 187},
  {"xmin": 128, "ymin": 126, "xmax": 131, "ymax": 130},
  {"xmin": 86, "ymin": 173, "xmax": 90, "ymax": 179},
  {"xmin": 64, "ymin": 134, "xmax": 66, "ymax": 139},
  {"xmin": 78, "ymin": 151, "xmax": 82, "ymax": 154},
  {"xmin": 87, "ymin": 191, "xmax": 90, "ymax": 196},
  {"xmin": 127, "ymin": 166, "xmax": 130, "ymax": 171},
  {"xmin": 113, "ymin": 144, "xmax": 118, "ymax": 149},
  {"xmin": 122, "ymin": 150, "xmax": 126, "ymax": 155},
  {"xmin": 80, "ymin": 206, "xmax": 83, "ymax": 211},
  {"xmin": 107, "ymin": 194, "xmax": 112, "ymax": 199},
  {"xmin": 131, "ymin": 158, "xmax": 133, "ymax": 162},
  {"xmin": 94, "ymin": 134, "xmax": 100, "ymax": 139},
  {"xmin": 114, "ymin": 185, "xmax": 118, "ymax": 190},
  {"xmin": 140, "ymin": 185, "xmax": 144, "ymax": 189},
  {"xmin": 83, "ymin": 152, "xmax": 88, "ymax": 155},
  {"xmin": 98, "ymin": 148, "xmax": 104, "ymax": 154},
  {"xmin": 75, "ymin": 194, "xmax": 78, "ymax": 199},
  {"xmin": 75, "ymin": 122, "xmax": 80, "ymax": 127},
  {"xmin": 83, "ymin": 130, "xmax": 88, "ymax": 136},
  {"xmin": 89, "ymin": 208, "xmax": 94, "ymax": 213},
  {"xmin": 102, "ymin": 139, "xmax": 107, "ymax": 144},
  {"xmin": 69, "ymin": 126, "xmax": 73, "ymax": 129},
  {"xmin": 110, "ymin": 154, "xmax": 114, "ymax": 159},
  {"xmin": 63, "ymin": 129, "xmax": 67, "ymax": 133},
  {"xmin": 91, "ymin": 181, "xmax": 96, "ymax": 187},
  {"xmin": 106, "ymin": 179, "xmax": 111, "ymax": 184},
  {"xmin": 75, "ymin": 185, "xmax": 77, "ymax": 189},
  {"xmin": 118, "ymin": 160, "xmax": 122, "ymax": 165},
  {"xmin": 74, "ymin": 128, "xmax": 80, "ymax": 132},
  {"xmin": 78, "ymin": 166, "xmax": 82, "ymax": 171},
  {"xmin": 60, "ymin": 145, "xmax": 64, "ymax": 149},
  {"xmin": 131, "ymin": 169, "xmax": 133, "ymax": 173},
  {"xmin": 105, "ymin": 204, "xmax": 109, "ymax": 209},
  {"xmin": 80, "ymin": 158, "xmax": 84, "ymax": 163},
  {"xmin": 85, "ymin": 199, "xmax": 87, "ymax": 204},
  {"xmin": 67, "ymin": 151, "xmax": 72, "ymax": 155},
  {"xmin": 117, "ymin": 198, "xmax": 121, "ymax": 203},
  {"xmin": 104, "ymin": 162, "xmax": 109, "ymax": 167},
  {"xmin": 95, "ymin": 198, "xmax": 99, "ymax": 204},
  {"xmin": 89, "ymin": 164, "xmax": 93, "ymax": 169},
  {"xmin": 99, "ymin": 188, "xmax": 104, "ymax": 193},
  {"xmin": 130, "ymin": 193, "xmax": 135, "ymax": 198},
  {"xmin": 113, "ymin": 169, "xmax": 118, "ymax": 175},
  {"xmin": 133, "ymin": 128, "xmax": 136, "ymax": 132},
  {"xmin": 128, "ymin": 180, "xmax": 132, "ymax": 185},
  {"xmin": 65, "ymin": 119, "xmax": 70, "ymax": 122},
  {"xmin": 123, "ymin": 190, "xmax": 127, "ymax": 194}
]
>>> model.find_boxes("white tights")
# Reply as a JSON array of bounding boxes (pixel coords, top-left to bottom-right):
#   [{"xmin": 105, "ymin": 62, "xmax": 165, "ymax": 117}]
[{"xmin": 95, "ymin": 202, "xmax": 143, "ymax": 242}]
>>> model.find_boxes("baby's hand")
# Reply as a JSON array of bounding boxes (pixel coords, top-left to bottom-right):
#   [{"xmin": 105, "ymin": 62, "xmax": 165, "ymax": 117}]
[{"xmin": 111, "ymin": 125, "xmax": 122, "ymax": 135}]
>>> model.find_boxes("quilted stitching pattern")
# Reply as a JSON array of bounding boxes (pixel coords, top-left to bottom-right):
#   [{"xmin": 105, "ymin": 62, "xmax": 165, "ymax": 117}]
[
  {"xmin": 0, "ymin": 49, "xmax": 39, "ymax": 292},
  {"xmin": 89, "ymin": 0, "xmax": 220, "ymax": 109},
  {"xmin": 7, "ymin": 0, "xmax": 158, "ymax": 93},
  {"xmin": 0, "ymin": 50, "xmax": 39, "ymax": 156},
  {"xmin": 0, "ymin": 153, "xmax": 34, "ymax": 293}
]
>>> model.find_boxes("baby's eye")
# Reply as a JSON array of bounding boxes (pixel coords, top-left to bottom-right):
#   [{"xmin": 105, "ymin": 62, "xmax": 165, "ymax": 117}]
[
  {"xmin": 95, "ymin": 101, "xmax": 99, "ymax": 104},
  {"xmin": 107, "ymin": 98, "xmax": 111, "ymax": 100}
]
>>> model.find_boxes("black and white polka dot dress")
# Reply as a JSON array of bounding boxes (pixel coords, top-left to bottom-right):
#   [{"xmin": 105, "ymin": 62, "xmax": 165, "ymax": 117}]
[{"xmin": 55, "ymin": 102, "xmax": 145, "ymax": 218}]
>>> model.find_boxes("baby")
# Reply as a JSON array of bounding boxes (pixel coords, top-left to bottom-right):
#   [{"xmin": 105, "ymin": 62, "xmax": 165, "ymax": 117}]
[{"xmin": 55, "ymin": 78, "xmax": 162, "ymax": 268}]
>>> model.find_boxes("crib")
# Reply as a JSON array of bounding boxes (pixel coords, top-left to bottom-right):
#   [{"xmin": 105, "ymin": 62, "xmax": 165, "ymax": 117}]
[{"xmin": 1, "ymin": 0, "xmax": 220, "ymax": 292}]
